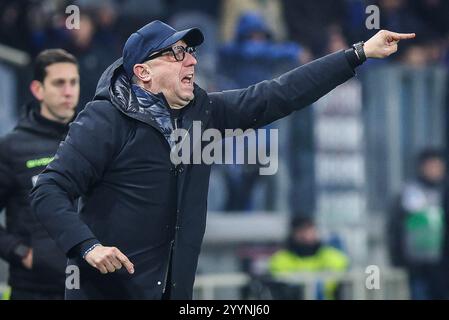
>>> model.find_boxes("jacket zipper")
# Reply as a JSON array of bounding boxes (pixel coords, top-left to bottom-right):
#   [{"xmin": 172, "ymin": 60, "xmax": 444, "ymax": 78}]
[
  {"xmin": 162, "ymin": 145, "xmax": 186, "ymax": 295},
  {"xmin": 171, "ymin": 115, "xmax": 193, "ymax": 154},
  {"xmin": 174, "ymin": 117, "xmax": 179, "ymax": 131},
  {"xmin": 162, "ymin": 153, "xmax": 182, "ymax": 295}
]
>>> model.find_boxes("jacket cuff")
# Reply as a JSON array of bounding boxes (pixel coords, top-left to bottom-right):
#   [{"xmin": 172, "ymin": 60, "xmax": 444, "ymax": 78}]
[
  {"xmin": 68, "ymin": 238, "xmax": 101, "ymax": 259},
  {"xmin": 8, "ymin": 242, "xmax": 30, "ymax": 266}
]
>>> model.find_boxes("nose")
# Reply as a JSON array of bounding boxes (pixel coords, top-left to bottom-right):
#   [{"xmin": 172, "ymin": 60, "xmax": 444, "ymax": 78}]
[
  {"xmin": 184, "ymin": 52, "xmax": 197, "ymax": 66},
  {"xmin": 63, "ymin": 83, "xmax": 74, "ymax": 97}
]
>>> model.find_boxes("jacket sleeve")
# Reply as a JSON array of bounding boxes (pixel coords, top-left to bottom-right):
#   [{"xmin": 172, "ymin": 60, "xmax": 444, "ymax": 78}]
[
  {"xmin": 0, "ymin": 137, "xmax": 26, "ymax": 263},
  {"xmin": 30, "ymin": 102, "xmax": 126, "ymax": 256},
  {"xmin": 208, "ymin": 50, "xmax": 355, "ymax": 134}
]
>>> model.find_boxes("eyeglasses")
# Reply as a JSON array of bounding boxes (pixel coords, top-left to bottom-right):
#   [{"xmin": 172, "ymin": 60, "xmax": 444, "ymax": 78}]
[{"xmin": 147, "ymin": 46, "xmax": 197, "ymax": 62}]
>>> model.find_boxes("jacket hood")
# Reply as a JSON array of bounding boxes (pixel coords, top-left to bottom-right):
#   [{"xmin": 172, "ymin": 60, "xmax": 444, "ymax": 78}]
[
  {"xmin": 16, "ymin": 101, "xmax": 70, "ymax": 138},
  {"xmin": 93, "ymin": 58, "xmax": 130, "ymax": 107},
  {"xmin": 235, "ymin": 12, "xmax": 272, "ymax": 41},
  {"xmin": 93, "ymin": 58, "xmax": 165, "ymax": 128}
]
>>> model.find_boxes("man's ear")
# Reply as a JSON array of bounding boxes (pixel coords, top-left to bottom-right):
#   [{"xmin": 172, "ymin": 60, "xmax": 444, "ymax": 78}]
[
  {"xmin": 133, "ymin": 64, "xmax": 152, "ymax": 83},
  {"xmin": 30, "ymin": 80, "xmax": 44, "ymax": 101}
]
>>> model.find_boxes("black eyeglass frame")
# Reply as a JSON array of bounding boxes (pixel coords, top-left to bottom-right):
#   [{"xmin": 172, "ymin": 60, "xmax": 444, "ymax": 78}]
[{"xmin": 146, "ymin": 45, "xmax": 197, "ymax": 62}]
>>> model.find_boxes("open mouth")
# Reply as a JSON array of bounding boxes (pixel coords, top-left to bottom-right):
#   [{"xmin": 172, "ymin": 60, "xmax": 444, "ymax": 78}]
[{"xmin": 181, "ymin": 74, "xmax": 194, "ymax": 85}]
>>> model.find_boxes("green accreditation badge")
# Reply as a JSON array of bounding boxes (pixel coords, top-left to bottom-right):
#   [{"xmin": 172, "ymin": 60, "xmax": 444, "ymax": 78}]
[{"xmin": 405, "ymin": 206, "xmax": 444, "ymax": 262}]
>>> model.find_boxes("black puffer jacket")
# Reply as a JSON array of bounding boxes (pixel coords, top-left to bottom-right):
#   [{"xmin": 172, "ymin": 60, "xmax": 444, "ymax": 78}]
[
  {"xmin": 31, "ymin": 51, "xmax": 355, "ymax": 299},
  {"xmin": 0, "ymin": 103, "xmax": 68, "ymax": 293}
]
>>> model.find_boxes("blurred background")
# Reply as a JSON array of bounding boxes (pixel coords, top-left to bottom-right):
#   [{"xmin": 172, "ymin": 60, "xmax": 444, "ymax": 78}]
[{"xmin": 0, "ymin": 0, "xmax": 449, "ymax": 299}]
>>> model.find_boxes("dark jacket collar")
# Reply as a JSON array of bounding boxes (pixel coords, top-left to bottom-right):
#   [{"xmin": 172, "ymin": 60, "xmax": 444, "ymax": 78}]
[
  {"xmin": 132, "ymin": 84, "xmax": 178, "ymax": 148},
  {"xmin": 16, "ymin": 101, "xmax": 70, "ymax": 138}
]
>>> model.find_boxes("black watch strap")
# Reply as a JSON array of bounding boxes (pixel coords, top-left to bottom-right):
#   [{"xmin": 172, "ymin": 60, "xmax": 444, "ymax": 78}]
[{"xmin": 352, "ymin": 41, "xmax": 366, "ymax": 63}]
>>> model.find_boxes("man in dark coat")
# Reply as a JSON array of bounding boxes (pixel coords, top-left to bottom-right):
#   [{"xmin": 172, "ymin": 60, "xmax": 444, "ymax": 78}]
[
  {"xmin": 388, "ymin": 149, "xmax": 448, "ymax": 299},
  {"xmin": 30, "ymin": 20, "xmax": 415, "ymax": 299},
  {"xmin": 0, "ymin": 49, "xmax": 79, "ymax": 299}
]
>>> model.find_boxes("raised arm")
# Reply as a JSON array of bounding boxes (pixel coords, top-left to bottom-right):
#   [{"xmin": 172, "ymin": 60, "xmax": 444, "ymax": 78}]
[
  {"xmin": 209, "ymin": 49, "xmax": 355, "ymax": 132},
  {"xmin": 209, "ymin": 29, "xmax": 415, "ymax": 133}
]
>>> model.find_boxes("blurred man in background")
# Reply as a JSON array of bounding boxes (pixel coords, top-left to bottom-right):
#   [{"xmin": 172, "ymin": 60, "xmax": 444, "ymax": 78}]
[
  {"xmin": 268, "ymin": 216, "xmax": 348, "ymax": 299},
  {"xmin": 387, "ymin": 149, "xmax": 448, "ymax": 300},
  {"xmin": 217, "ymin": 11, "xmax": 311, "ymax": 212},
  {"xmin": 0, "ymin": 49, "xmax": 79, "ymax": 299},
  {"xmin": 66, "ymin": 13, "xmax": 120, "ymax": 112}
]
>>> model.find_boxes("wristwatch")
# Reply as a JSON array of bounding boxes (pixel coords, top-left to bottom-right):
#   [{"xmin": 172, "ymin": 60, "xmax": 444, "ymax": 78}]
[
  {"xmin": 13, "ymin": 244, "xmax": 30, "ymax": 259},
  {"xmin": 352, "ymin": 41, "xmax": 366, "ymax": 63}
]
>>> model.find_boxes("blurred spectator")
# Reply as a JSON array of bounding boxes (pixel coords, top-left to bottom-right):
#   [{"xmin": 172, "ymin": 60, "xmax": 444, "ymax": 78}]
[
  {"xmin": 281, "ymin": 0, "xmax": 346, "ymax": 57},
  {"xmin": 376, "ymin": 0, "xmax": 445, "ymax": 66},
  {"xmin": 0, "ymin": 0, "xmax": 70, "ymax": 55},
  {"xmin": 326, "ymin": 25, "xmax": 350, "ymax": 54},
  {"xmin": 411, "ymin": 0, "xmax": 449, "ymax": 38},
  {"xmin": 268, "ymin": 216, "xmax": 348, "ymax": 299},
  {"xmin": 217, "ymin": 11, "xmax": 310, "ymax": 211},
  {"xmin": 220, "ymin": 0, "xmax": 288, "ymax": 43},
  {"xmin": 342, "ymin": 0, "xmax": 370, "ymax": 46},
  {"xmin": 0, "ymin": 1, "xmax": 32, "ymax": 52},
  {"xmin": 82, "ymin": 0, "xmax": 121, "ymax": 52},
  {"xmin": 219, "ymin": 11, "xmax": 310, "ymax": 88},
  {"xmin": 166, "ymin": 0, "xmax": 220, "ymax": 20},
  {"xmin": 65, "ymin": 13, "xmax": 120, "ymax": 111},
  {"xmin": 376, "ymin": 0, "xmax": 425, "ymax": 33},
  {"xmin": 26, "ymin": 0, "xmax": 69, "ymax": 55},
  {"xmin": 387, "ymin": 149, "xmax": 448, "ymax": 299},
  {"xmin": 114, "ymin": 0, "xmax": 168, "ymax": 41}
]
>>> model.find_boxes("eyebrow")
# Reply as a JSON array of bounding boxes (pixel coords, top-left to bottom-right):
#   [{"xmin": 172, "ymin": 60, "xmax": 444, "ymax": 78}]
[{"xmin": 50, "ymin": 77, "xmax": 79, "ymax": 83}]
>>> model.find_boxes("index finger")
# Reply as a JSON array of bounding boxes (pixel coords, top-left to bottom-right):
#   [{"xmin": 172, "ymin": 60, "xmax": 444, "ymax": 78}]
[
  {"xmin": 116, "ymin": 251, "xmax": 135, "ymax": 274},
  {"xmin": 391, "ymin": 32, "xmax": 416, "ymax": 40}
]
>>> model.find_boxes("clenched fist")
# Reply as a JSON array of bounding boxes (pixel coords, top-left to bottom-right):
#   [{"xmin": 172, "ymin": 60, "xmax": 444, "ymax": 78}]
[
  {"xmin": 84, "ymin": 245, "xmax": 134, "ymax": 275},
  {"xmin": 364, "ymin": 30, "xmax": 416, "ymax": 59}
]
